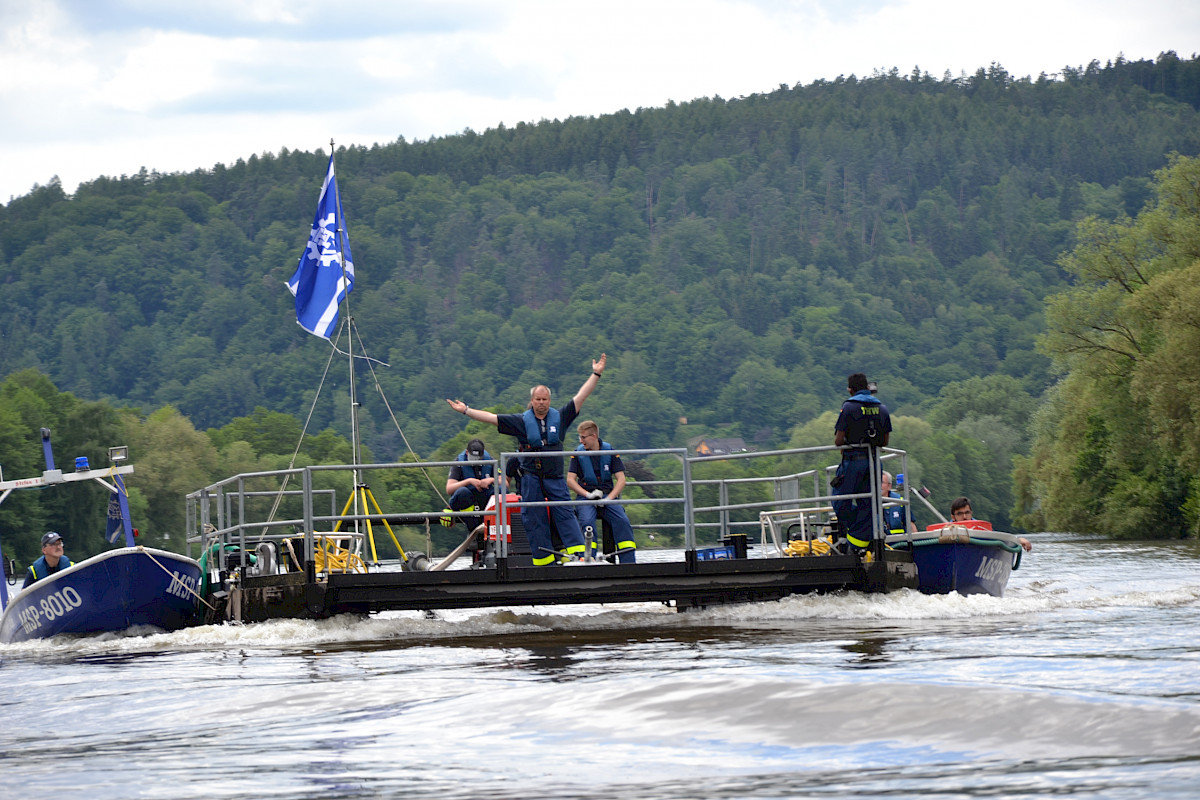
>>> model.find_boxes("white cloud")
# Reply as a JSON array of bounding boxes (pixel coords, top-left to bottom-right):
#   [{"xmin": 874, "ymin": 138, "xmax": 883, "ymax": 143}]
[
  {"xmin": 99, "ymin": 32, "xmax": 250, "ymax": 113},
  {"xmin": 1, "ymin": 0, "xmax": 1196, "ymax": 202}
]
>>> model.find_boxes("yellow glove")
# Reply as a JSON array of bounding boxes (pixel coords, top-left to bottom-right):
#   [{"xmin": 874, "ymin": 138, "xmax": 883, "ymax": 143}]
[{"xmin": 440, "ymin": 509, "xmax": 454, "ymax": 527}]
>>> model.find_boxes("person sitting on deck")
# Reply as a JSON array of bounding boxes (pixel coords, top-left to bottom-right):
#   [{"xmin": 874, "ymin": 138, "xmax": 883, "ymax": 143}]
[
  {"xmin": 950, "ymin": 496, "xmax": 1032, "ymax": 552},
  {"xmin": 443, "ymin": 438, "xmax": 497, "ymax": 533},
  {"xmin": 23, "ymin": 531, "xmax": 72, "ymax": 588},
  {"xmin": 566, "ymin": 420, "xmax": 637, "ymax": 563}
]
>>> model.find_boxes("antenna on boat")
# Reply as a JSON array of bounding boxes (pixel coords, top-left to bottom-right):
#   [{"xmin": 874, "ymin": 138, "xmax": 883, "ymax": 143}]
[
  {"xmin": 912, "ymin": 485, "xmax": 949, "ymax": 524},
  {"xmin": 279, "ymin": 141, "xmax": 456, "ymax": 570},
  {"xmin": 330, "ymin": 139, "xmax": 365, "ymax": 537}
]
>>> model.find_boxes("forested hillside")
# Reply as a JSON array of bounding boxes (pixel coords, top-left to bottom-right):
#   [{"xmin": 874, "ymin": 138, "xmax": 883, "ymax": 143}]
[{"xmin": 2, "ymin": 53, "xmax": 1199, "ymax": 559}]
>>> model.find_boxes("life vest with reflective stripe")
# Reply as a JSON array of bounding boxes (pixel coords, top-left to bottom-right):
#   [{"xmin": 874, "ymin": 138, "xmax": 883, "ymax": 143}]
[
  {"xmin": 26, "ymin": 555, "xmax": 72, "ymax": 584},
  {"xmin": 885, "ymin": 492, "xmax": 906, "ymax": 534}
]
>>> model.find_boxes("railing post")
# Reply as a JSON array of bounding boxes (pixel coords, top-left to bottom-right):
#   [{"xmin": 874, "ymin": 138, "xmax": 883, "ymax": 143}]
[
  {"xmin": 199, "ymin": 488, "xmax": 210, "ymax": 565},
  {"xmin": 302, "ymin": 467, "xmax": 315, "ymax": 582},
  {"xmin": 237, "ymin": 475, "xmax": 247, "ymax": 569},
  {"xmin": 214, "ymin": 485, "xmax": 225, "ymax": 550},
  {"xmin": 186, "ymin": 494, "xmax": 196, "ymax": 559},
  {"xmin": 497, "ymin": 455, "xmax": 509, "ymax": 561},
  {"xmin": 869, "ymin": 446, "xmax": 884, "ymax": 557},
  {"xmin": 718, "ymin": 480, "xmax": 730, "ymax": 539},
  {"xmin": 682, "ymin": 453, "xmax": 695, "ymax": 551}
]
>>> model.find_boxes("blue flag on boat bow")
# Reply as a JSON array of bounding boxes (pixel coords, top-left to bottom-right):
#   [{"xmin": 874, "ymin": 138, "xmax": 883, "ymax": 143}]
[
  {"xmin": 106, "ymin": 486, "xmax": 125, "ymax": 545},
  {"xmin": 288, "ymin": 153, "xmax": 355, "ymax": 338},
  {"xmin": 106, "ymin": 474, "xmax": 136, "ymax": 546}
]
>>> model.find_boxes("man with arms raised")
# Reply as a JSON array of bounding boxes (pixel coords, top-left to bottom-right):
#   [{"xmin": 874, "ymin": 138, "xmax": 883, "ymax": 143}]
[{"xmin": 447, "ymin": 354, "xmax": 606, "ymax": 565}]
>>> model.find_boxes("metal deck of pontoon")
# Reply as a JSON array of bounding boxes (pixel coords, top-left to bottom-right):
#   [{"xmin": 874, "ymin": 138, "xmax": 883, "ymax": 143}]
[{"xmin": 190, "ymin": 444, "xmax": 920, "ymax": 624}]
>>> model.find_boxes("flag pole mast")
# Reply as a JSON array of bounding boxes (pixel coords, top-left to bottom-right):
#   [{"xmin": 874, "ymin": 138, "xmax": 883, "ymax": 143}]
[{"xmin": 331, "ymin": 139, "xmax": 363, "ymax": 537}]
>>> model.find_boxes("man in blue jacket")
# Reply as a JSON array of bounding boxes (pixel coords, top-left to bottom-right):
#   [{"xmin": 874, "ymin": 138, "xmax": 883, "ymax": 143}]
[
  {"xmin": 446, "ymin": 354, "xmax": 606, "ymax": 565},
  {"xmin": 23, "ymin": 531, "xmax": 72, "ymax": 588},
  {"xmin": 832, "ymin": 373, "xmax": 891, "ymax": 553}
]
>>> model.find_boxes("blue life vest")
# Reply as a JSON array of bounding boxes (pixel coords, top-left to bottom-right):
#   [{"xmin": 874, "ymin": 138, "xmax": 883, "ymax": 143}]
[
  {"xmin": 26, "ymin": 554, "xmax": 73, "ymax": 585},
  {"xmin": 885, "ymin": 492, "xmax": 907, "ymax": 534},
  {"xmin": 575, "ymin": 442, "xmax": 614, "ymax": 490},
  {"xmin": 521, "ymin": 408, "xmax": 562, "ymax": 450},
  {"xmin": 455, "ymin": 449, "xmax": 494, "ymax": 482}
]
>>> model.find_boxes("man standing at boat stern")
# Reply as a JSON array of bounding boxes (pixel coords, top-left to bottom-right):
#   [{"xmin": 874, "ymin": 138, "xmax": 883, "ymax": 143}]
[
  {"xmin": 567, "ymin": 420, "xmax": 637, "ymax": 563},
  {"xmin": 831, "ymin": 374, "xmax": 891, "ymax": 553},
  {"xmin": 447, "ymin": 355, "xmax": 606, "ymax": 565},
  {"xmin": 23, "ymin": 532, "xmax": 72, "ymax": 588}
]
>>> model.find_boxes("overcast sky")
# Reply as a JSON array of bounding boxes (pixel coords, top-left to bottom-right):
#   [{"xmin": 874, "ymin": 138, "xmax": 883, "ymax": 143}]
[{"xmin": 2, "ymin": 0, "xmax": 1196, "ymax": 203}]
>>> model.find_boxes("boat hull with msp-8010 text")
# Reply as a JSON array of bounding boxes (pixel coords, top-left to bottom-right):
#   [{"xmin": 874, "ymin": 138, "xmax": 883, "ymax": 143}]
[{"xmin": 0, "ymin": 429, "xmax": 203, "ymax": 644}]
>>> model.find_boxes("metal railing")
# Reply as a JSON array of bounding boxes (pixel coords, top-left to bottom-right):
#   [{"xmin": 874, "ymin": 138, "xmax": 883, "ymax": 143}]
[{"xmin": 185, "ymin": 443, "xmax": 911, "ymax": 579}]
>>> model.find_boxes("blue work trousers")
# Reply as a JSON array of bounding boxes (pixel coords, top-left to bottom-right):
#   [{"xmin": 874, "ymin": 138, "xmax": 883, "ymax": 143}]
[
  {"xmin": 576, "ymin": 501, "xmax": 637, "ymax": 563},
  {"xmin": 832, "ymin": 454, "xmax": 878, "ymax": 549},
  {"xmin": 449, "ymin": 486, "xmax": 491, "ymax": 531},
  {"xmin": 521, "ymin": 473, "xmax": 585, "ymax": 564}
]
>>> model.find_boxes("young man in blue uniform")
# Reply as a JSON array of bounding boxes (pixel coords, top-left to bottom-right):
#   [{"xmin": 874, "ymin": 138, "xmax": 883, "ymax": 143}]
[
  {"xmin": 566, "ymin": 420, "xmax": 637, "ymax": 563},
  {"xmin": 23, "ymin": 531, "xmax": 72, "ymax": 588},
  {"xmin": 832, "ymin": 373, "xmax": 891, "ymax": 553},
  {"xmin": 443, "ymin": 438, "xmax": 497, "ymax": 533},
  {"xmin": 446, "ymin": 354, "xmax": 606, "ymax": 565}
]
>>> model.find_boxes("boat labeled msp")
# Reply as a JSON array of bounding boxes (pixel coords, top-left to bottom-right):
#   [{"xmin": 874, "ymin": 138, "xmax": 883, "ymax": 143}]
[
  {"xmin": 0, "ymin": 429, "xmax": 202, "ymax": 644},
  {"xmin": 886, "ymin": 519, "xmax": 1024, "ymax": 596}
]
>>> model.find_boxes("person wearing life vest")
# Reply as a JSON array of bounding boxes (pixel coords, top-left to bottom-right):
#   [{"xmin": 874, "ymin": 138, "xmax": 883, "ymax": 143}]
[
  {"xmin": 950, "ymin": 496, "xmax": 1032, "ymax": 552},
  {"xmin": 882, "ymin": 471, "xmax": 915, "ymax": 534},
  {"xmin": 443, "ymin": 438, "xmax": 497, "ymax": 533},
  {"xmin": 23, "ymin": 531, "xmax": 73, "ymax": 589},
  {"xmin": 831, "ymin": 373, "xmax": 892, "ymax": 553},
  {"xmin": 446, "ymin": 354, "xmax": 605, "ymax": 565},
  {"xmin": 566, "ymin": 420, "xmax": 637, "ymax": 563}
]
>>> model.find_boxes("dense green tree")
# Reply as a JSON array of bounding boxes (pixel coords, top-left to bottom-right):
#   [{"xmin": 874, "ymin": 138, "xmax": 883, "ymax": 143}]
[
  {"xmin": 0, "ymin": 371, "xmax": 130, "ymax": 565},
  {"xmin": 1028, "ymin": 154, "xmax": 1200, "ymax": 537}
]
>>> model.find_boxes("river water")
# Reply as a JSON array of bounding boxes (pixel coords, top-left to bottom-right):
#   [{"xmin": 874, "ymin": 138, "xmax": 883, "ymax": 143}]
[{"xmin": 2, "ymin": 534, "xmax": 1198, "ymax": 800}]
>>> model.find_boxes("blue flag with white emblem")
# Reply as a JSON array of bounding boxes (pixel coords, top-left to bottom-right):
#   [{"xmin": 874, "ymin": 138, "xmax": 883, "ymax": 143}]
[
  {"xmin": 106, "ymin": 474, "xmax": 134, "ymax": 546},
  {"xmin": 287, "ymin": 153, "xmax": 354, "ymax": 338},
  {"xmin": 105, "ymin": 488, "xmax": 124, "ymax": 544}
]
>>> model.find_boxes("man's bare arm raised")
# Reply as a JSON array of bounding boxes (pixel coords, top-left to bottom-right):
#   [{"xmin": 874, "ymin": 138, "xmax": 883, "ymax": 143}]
[{"xmin": 446, "ymin": 353, "xmax": 606, "ymax": 422}]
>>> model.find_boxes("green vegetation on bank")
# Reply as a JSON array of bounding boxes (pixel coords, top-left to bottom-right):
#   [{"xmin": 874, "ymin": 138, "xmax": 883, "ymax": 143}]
[{"xmin": 1022, "ymin": 154, "xmax": 1200, "ymax": 538}]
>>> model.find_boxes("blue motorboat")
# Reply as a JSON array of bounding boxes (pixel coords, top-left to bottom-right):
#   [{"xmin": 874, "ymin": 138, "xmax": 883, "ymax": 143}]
[
  {"xmin": 0, "ymin": 547, "xmax": 202, "ymax": 643},
  {"xmin": 0, "ymin": 429, "xmax": 202, "ymax": 643},
  {"xmin": 886, "ymin": 520, "xmax": 1024, "ymax": 596}
]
